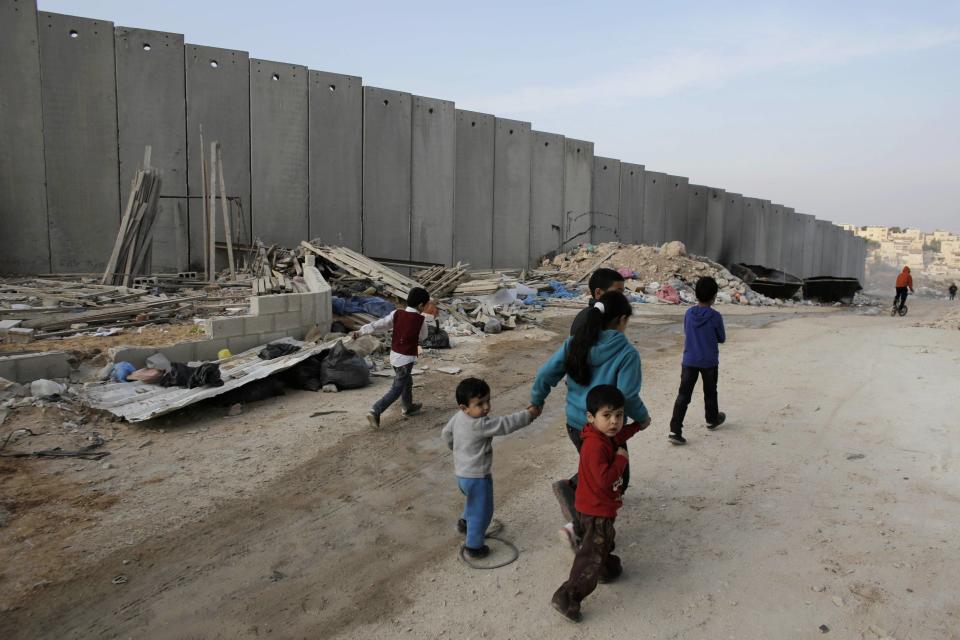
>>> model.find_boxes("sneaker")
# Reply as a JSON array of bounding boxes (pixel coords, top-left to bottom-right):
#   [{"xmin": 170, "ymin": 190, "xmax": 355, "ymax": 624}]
[
  {"xmin": 456, "ymin": 518, "xmax": 467, "ymax": 534},
  {"xmin": 668, "ymin": 432, "xmax": 687, "ymax": 445},
  {"xmin": 707, "ymin": 412, "xmax": 726, "ymax": 430},
  {"xmin": 402, "ymin": 403, "xmax": 423, "ymax": 417},
  {"xmin": 366, "ymin": 412, "xmax": 380, "ymax": 429},
  {"xmin": 551, "ymin": 479, "xmax": 577, "ymax": 524},
  {"xmin": 559, "ymin": 522, "xmax": 580, "ymax": 552},
  {"xmin": 463, "ymin": 544, "xmax": 490, "ymax": 559}
]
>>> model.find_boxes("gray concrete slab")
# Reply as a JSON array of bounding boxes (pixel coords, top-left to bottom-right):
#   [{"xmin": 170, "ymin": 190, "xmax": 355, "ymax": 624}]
[
  {"xmin": 665, "ymin": 176, "xmax": 689, "ymax": 245},
  {"xmin": 641, "ymin": 171, "xmax": 667, "ymax": 246},
  {"xmin": 250, "ymin": 59, "xmax": 308, "ymax": 247},
  {"xmin": 309, "ymin": 70, "xmax": 362, "ymax": 249},
  {"xmin": 454, "ymin": 110, "xmax": 494, "ymax": 268},
  {"xmin": 781, "ymin": 208, "xmax": 799, "ymax": 277},
  {"xmin": 704, "ymin": 187, "xmax": 726, "ymax": 262},
  {"xmin": 529, "ymin": 131, "xmax": 565, "ymax": 263},
  {"xmin": 828, "ymin": 225, "xmax": 842, "ymax": 277},
  {"xmin": 562, "ymin": 139, "xmax": 594, "ymax": 250},
  {"xmin": 362, "ymin": 87, "xmax": 412, "ymax": 261},
  {"xmin": 492, "ymin": 118, "xmax": 532, "ymax": 268},
  {"xmin": 618, "ymin": 163, "xmax": 645, "ymax": 245},
  {"xmin": 799, "ymin": 214, "xmax": 816, "ymax": 278},
  {"xmin": 754, "ymin": 200, "xmax": 772, "ymax": 266},
  {"xmin": 718, "ymin": 192, "xmax": 743, "ymax": 266},
  {"xmin": 39, "ymin": 12, "xmax": 120, "ymax": 272},
  {"xmin": 767, "ymin": 204, "xmax": 784, "ymax": 271},
  {"xmin": 412, "ymin": 96, "xmax": 456, "ymax": 265},
  {"xmin": 591, "ymin": 157, "xmax": 621, "ymax": 243},
  {"xmin": 0, "ymin": 0, "xmax": 48, "ymax": 275},
  {"xmin": 185, "ymin": 44, "xmax": 251, "ymax": 270},
  {"xmin": 740, "ymin": 197, "xmax": 761, "ymax": 265},
  {"xmin": 685, "ymin": 184, "xmax": 708, "ymax": 256},
  {"xmin": 115, "ymin": 26, "xmax": 188, "ymax": 272},
  {"xmin": 813, "ymin": 220, "xmax": 829, "ymax": 277}
]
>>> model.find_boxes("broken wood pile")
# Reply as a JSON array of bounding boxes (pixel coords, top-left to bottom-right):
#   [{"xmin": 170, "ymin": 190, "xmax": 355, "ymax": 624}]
[
  {"xmin": 413, "ymin": 263, "xmax": 470, "ymax": 297},
  {"xmin": 301, "ymin": 242, "xmax": 420, "ymax": 299},
  {"xmin": 452, "ymin": 275, "xmax": 520, "ymax": 296},
  {"xmin": 102, "ymin": 168, "xmax": 163, "ymax": 287},
  {"xmin": 19, "ymin": 296, "xmax": 202, "ymax": 337}
]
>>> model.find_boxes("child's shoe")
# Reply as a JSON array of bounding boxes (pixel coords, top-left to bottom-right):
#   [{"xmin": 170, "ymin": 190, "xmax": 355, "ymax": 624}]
[
  {"xmin": 551, "ymin": 479, "xmax": 577, "ymax": 523},
  {"xmin": 707, "ymin": 412, "xmax": 726, "ymax": 430},
  {"xmin": 550, "ymin": 588, "xmax": 583, "ymax": 623},
  {"xmin": 456, "ymin": 518, "xmax": 467, "ymax": 534},
  {"xmin": 366, "ymin": 412, "xmax": 380, "ymax": 429},
  {"xmin": 559, "ymin": 522, "xmax": 579, "ymax": 552},
  {"xmin": 402, "ymin": 403, "xmax": 423, "ymax": 417},
  {"xmin": 463, "ymin": 544, "xmax": 490, "ymax": 559},
  {"xmin": 668, "ymin": 432, "xmax": 687, "ymax": 445},
  {"xmin": 598, "ymin": 554, "xmax": 623, "ymax": 583}
]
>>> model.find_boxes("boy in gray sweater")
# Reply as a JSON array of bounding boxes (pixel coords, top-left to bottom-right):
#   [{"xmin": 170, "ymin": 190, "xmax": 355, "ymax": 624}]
[{"xmin": 441, "ymin": 377, "xmax": 542, "ymax": 558}]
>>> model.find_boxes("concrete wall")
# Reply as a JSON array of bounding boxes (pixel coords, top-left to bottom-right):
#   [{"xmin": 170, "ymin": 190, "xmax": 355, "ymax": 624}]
[
  {"xmin": 591, "ymin": 157, "xmax": 621, "ymax": 243},
  {"xmin": 618, "ymin": 163, "xmax": 645, "ymax": 245},
  {"xmin": 641, "ymin": 171, "xmax": 667, "ymax": 246},
  {"xmin": 685, "ymin": 184, "xmax": 708, "ymax": 256},
  {"xmin": 492, "ymin": 118, "xmax": 532, "ymax": 268},
  {"xmin": 800, "ymin": 214, "xmax": 817, "ymax": 278},
  {"xmin": 529, "ymin": 131, "xmax": 565, "ymax": 263},
  {"xmin": 453, "ymin": 110, "xmax": 495, "ymax": 269},
  {"xmin": 704, "ymin": 187, "xmax": 726, "ymax": 262},
  {"xmin": 664, "ymin": 175, "xmax": 689, "ymax": 244},
  {"xmin": 411, "ymin": 96, "xmax": 456, "ymax": 265},
  {"xmin": 719, "ymin": 192, "xmax": 743, "ymax": 266},
  {"xmin": 0, "ymin": 0, "xmax": 48, "ymax": 275},
  {"xmin": 562, "ymin": 139, "xmax": 594, "ymax": 249}
]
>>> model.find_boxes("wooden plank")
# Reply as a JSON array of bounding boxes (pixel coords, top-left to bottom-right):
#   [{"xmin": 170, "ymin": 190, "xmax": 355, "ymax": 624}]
[{"xmin": 216, "ymin": 142, "xmax": 235, "ymax": 279}]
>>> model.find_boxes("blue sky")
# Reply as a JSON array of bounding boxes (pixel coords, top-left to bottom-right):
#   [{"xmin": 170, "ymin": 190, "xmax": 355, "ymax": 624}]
[{"xmin": 39, "ymin": 0, "xmax": 960, "ymax": 231}]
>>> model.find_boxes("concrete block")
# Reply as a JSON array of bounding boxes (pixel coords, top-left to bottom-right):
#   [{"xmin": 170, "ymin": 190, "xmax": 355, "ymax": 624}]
[
  {"xmin": 618, "ymin": 163, "xmax": 645, "ymax": 245},
  {"xmin": 412, "ymin": 95, "xmax": 456, "ymax": 265},
  {"xmin": 194, "ymin": 338, "xmax": 228, "ymax": 363},
  {"xmin": 10, "ymin": 352, "xmax": 72, "ymax": 383},
  {"xmin": 109, "ymin": 346, "xmax": 158, "ymax": 368},
  {"xmin": 273, "ymin": 311, "xmax": 302, "ymax": 332},
  {"xmin": 8, "ymin": 328, "xmax": 36, "ymax": 344},
  {"xmin": 209, "ymin": 316, "xmax": 245, "ymax": 339},
  {"xmin": 529, "ymin": 130, "xmax": 565, "ymax": 264},
  {"xmin": 287, "ymin": 294, "xmax": 302, "ymax": 312},
  {"xmin": 0, "ymin": 320, "xmax": 23, "ymax": 334},
  {"xmin": 562, "ymin": 139, "xmax": 594, "ymax": 250},
  {"xmin": 300, "ymin": 294, "xmax": 318, "ymax": 324},
  {"xmin": 250, "ymin": 294, "xmax": 287, "ymax": 316},
  {"xmin": 228, "ymin": 335, "xmax": 262, "ymax": 355},
  {"xmin": 244, "ymin": 314, "xmax": 273, "ymax": 335},
  {"xmin": 259, "ymin": 332, "xmax": 286, "ymax": 345},
  {"xmin": 0, "ymin": 358, "xmax": 17, "ymax": 382},
  {"xmin": 454, "ymin": 110, "xmax": 495, "ymax": 268},
  {"xmin": 591, "ymin": 157, "xmax": 621, "ymax": 243},
  {"xmin": 160, "ymin": 341, "xmax": 200, "ymax": 364},
  {"xmin": 309, "ymin": 70, "xmax": 362, "ymax": 249},
  {"xmin": 492, "ymin": 118, "xmax": 532, "ymax": 268}
]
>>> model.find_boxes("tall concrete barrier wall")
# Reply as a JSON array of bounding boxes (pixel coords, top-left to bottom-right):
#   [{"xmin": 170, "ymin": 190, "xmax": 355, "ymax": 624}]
[
  {"xmin": 2, "ymin": 2, "xmax": 861, "ymax": 281},
  {"xmin": 529, "ymin": 131, "xmax": 565, "ymax": 263},
  {"xmin": 492, "ymin": 118, "xmax": 532, "ymax": 268},
  {"xmin": 618, "ymin": 163, "xmax": 645, "ymax": 245},
  {"xmin": 591, "ymin": 157, "xmax": 621, "ymax": 243},
  {"xmin": 412, "ymin": 96, "xmax": 455, "ymax": 266},
  {"xmin": 0, "ymin": 0, "xmax": 48, "ymax": 275}
]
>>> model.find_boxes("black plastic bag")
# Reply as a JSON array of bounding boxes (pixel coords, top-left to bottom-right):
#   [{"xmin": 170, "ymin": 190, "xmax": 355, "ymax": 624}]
[
  {"xmin": 258, "ymin": 343, "xmax": 301, "ymax": 360},
  {"xmin": 421, "ymin": 322, "xmax": 451, "ymax": 349},
  {"xmin": 320, "ymin": 342, "xmax": 370, "ymax": 390},
  {"xmin": 158, "ymin": 362, "xmax": 223, "ymax": 388},
  {"xmin": 283, "ymin": 353, "xmax": 326, "ymax": 391}
]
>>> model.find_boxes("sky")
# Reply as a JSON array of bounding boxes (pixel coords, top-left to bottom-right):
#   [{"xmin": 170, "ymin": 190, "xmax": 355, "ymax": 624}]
[{"xmin": 39, "ymin": 0, "xmax": 960, "ymax": 232}]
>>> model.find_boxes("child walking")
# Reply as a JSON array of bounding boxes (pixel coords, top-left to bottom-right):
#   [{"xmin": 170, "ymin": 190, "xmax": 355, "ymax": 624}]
[
  {"xmin": 669, "ymin": 276, "xmax": 726, "ymax": 445},
  {"xmin": 551, "ymin": 385, "xmax": 642, "ymax": 623},
  {"xmin": 353, "ymin": 286, "xmax": 434, "ymax": 429},
  {"xmin": 569, "ymin": 267, "xmax": 625, "ymax": 336},
  {"xmin": 441, "ymin": 378, "xmax": 541, "ymax": 558}
]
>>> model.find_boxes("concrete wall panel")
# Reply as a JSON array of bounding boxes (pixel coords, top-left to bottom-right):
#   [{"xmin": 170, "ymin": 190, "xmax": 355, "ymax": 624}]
[
  {"xmin": 250, "ymin": 59, "xmax": 308, "ymax": 247},
  {"xmin": 618, "ymin": 163, "xmax": 645, "ymax": 245},
  {"xmin": 412, "ymin": 96, "xmax": 455, "ymax": 265},
  {"xmin": 309, "ymin": 70, "xmax": 362, "ymax": 249},
  {"xmin": 704, "ymin": 187, "xmax": 726, "ymax": 262},
  {"xmin": 492, "ymin": 118, "xmax": 532, "ymax": 268},
  {"xmin": 39, "ymin": 12, "xmax": 120, "ymax": 272},
  {"xmin": 665, "ymin": 175, "xmax": 689, "ymax": 244},
  {"xmin": 185, "ymin": 44, "xmax": 251, "ymax": 270},
  {"xmin": 719, "ymin": 192, "xmax": 743, "ymax": 266},
  {"xmin": 453, "ymin": 110, "xmax": 494, "ymax": 268},
  {"xmin": 799, "ymin": 214, "xmax": 816, "ymax": 278},
  {"xmin": 767, "ymin": 204, "xmax": 784, "ymax": 271},
  {"xmin": 591, "ymin": 157, "xmax": 621, "ymax": 243},
  {"xmin": 115, "ymin": 26, "xmax": 187, "ymax": 272},
  {"xmin": 362, "ymin": 87, "xmax": 412, "ymax": 261},
  {"xmin": 529, "ymin": 131, "xmax": 565, "ymax": 263},
  {"xmin": 813, "ymin": 221, "xmax": 828, "ymax": 277},
  {"xmin": 641, "ymin": 171, "xmax": 667, "ymax": 246},
  {"xmin": 740, "ymin": 197, "xmax": 760, "ymax": 265},
  {"xmin": 754, "ymin": 200, "xmax": 771, "ymax": 266},
  {"xmin": 562, "ymin": 139, "xmax": 594, "ymax": 249},
  {"xmin": 685, "ymin": 183, "xmax": 708, "ymax": 256},
  {"xmin": 1, "ymin": 0, "xmax": 49, "ymax": 274},
  {"xmin": 782, "ymin": 208, "xmax": 800, "ymax": 277}
]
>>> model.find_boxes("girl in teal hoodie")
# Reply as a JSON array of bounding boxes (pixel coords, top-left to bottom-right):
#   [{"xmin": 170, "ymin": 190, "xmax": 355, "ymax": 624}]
[{"xmin": 530, "ymin": 291, "xmax": 651, "ymax": 545}]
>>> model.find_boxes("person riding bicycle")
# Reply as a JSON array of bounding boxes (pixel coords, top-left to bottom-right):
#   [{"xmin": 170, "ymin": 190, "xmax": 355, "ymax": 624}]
[{"xmin": 894, "ymin": 266, "xmax": 914, "ymax": 312}]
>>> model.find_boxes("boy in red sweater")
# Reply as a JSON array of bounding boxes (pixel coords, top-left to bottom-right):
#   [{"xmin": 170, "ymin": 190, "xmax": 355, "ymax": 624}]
[{"xmin": 551, "ymin": 384, "xmax": 643, "ymax": 623}]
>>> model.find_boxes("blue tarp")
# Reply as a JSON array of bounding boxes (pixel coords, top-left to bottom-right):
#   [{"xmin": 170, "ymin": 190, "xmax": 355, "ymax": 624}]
[
  {"xmin": 331, "ymin": 296, "xmax": 396, "ymax": 318},
  {"xmin": 522, "ymin": 280, "xmax": 582, "ymax": 305}
]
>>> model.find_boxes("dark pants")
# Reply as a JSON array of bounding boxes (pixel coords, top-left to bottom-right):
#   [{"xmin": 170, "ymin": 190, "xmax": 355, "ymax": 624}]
[
  {"xmin": 567, "ymin": 425, "xmax": 629, "ymax": 494},
  {"xmin": 894, "ymin": 287, "xmax": 908, "ymax": 309},
  {"xmin": 551, "ymin": 515, "xmax": 621, "ymax": 617},
  {"xmin": 372, "ymin": 363, "xmax": 414, "ymax": 416},
  {"xmin": 670, "ymin": 365, "xmax": 719, "ymax": 435}
]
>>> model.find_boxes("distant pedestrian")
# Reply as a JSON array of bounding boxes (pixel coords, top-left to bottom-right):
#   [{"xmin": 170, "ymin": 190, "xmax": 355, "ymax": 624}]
[
  {"xmin": 669, "ymin": 276, "xmax": 726, "ymax": 445},
  {"xmin": 949, "ymin": 283, "xmax": 957, "ymax": 301},
  {"xmin": 893, "ymin": 266, "xmax": 914, "ymax": 313},
  {"xmin": 352, "ymin": 287, "xmax": 435, "ymax": 428},
  {"xmin": 569, "ymin": 268, "xmax": 625, "ymax": 336},
  {"xmin": 441, "ymin": 377, "xmax": 541, "ymax": 558}
]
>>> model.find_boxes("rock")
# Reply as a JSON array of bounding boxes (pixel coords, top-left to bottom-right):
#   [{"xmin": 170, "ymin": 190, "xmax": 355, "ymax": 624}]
[
  {"xmin": 228, "ymin": 403, "xmax": 243, "ymax": 416},
  {"xmin": 717, "ymin": 278, "xmax": 728, "ymax": 288},
  {"xmin": 482, "ymin": 317, "xmax": 502, "ymax": 334},
  {"xmin": 661, "ymin": 241, "xmax": 687, "ymax": 257},
  {"xmin": 716, "ymin": 292, "xmax": 732, "ymax": 304},
  {"xmin": 812, "ymin": 585, "xmax": 826, "ymax": 592},
  {"xmin": 846, "ymin": 453, "xmax": 865, "ymax": 460},
  {"xmin": 437, "ymin": 366, "xmax": 462, "ymax": 375},
  {"xmin": 101, "ymin": 462, "xmax": 112, "ymax": 470},
  {"xmin": 349, "ymin": 335, "xmax": 382, "ymax": 358},
  {"xmin": 819, "ymin": 624, "xmax": 830, "ymax": 633},
  {"xmin": 322, "ymin": 384, "xmax": 339, "ymax": 393},
  {"xmin": 831, "ymin": 595, "xmax": 844, "ymax": 607},
  {"xmin": 30, "ymin": 379, "xmax": 66, "ymax": 398}
]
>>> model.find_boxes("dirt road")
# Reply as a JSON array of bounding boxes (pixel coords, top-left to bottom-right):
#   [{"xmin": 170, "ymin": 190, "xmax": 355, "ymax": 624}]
[{"xmin": 2, "ymin": 299, "xmax": 959, "ymax": 639}]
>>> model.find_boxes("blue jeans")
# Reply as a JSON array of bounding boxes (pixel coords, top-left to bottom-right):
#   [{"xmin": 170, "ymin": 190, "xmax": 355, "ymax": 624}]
[
  {"xmin": 371, "ymin": 363, "xmax": 414, "ymax": 416},
  {"xmin": 457, "ymin": 475, "xmax": 493, "ymax": 549}
]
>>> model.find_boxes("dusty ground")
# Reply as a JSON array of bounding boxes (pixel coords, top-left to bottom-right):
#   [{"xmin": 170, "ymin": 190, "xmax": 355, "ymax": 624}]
[{"xmin": 1, "ymin": 299, "xmax": 959, "ymax": 639}]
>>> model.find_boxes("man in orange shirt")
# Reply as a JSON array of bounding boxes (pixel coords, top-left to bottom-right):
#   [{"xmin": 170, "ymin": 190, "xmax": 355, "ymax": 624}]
[{"xmin": 894, "ymin": 266, "xmax": 914, "ymax": 312}]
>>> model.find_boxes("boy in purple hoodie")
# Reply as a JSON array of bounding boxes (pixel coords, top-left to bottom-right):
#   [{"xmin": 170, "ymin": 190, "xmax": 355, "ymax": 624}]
[{"xmin": 669, "ymin": 277, "xmax": 726, "ymax": 445}]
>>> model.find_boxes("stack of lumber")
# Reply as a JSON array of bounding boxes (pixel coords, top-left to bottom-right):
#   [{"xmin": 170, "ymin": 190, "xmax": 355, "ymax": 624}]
[
  {"xmin": 20, "ymin": 295, "xmax": 202, "ymax": 337},
  {"xmin": 301, "ymin": 243, "xmax": 420, "ymax": 299},
  {"xmin": 414, "ymin": 263, "xmax": 470, "ymax": 297},
  {"xmin": 102, "ymin": 168, "xmax": 163, "ymax": 287},
  {"xmin": 452, "ymin": 275, "xmax": 519, "ymax": 296},
  {"xmin": 252, "ymin": 273, "xmax": 310, "ymax": 296}
]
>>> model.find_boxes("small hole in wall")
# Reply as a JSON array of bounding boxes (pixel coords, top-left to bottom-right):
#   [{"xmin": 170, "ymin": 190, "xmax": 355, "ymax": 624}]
[
  {"xmin": 143, "ymin": 43, "xmax": 151, "ymax": 51},
  {"xmin": 509, "ymin": 129, "xmax": 514, "ymax": 135},
  {"xmin": 383, "ymin": 99, "xmax": 389, "ymax": 106},
  {"xmin": 272, "ymin": 73, "xmax": 280, "ymax": 81},
  {"xmin": 652, "ymin": 179, "xmax": 657, "ymax": 183},
  {"xmin": 674, "ymin": 183, "xmax": 679, "ymax": 188},
  {"xmin": 69, "ymin": 29, "xmax": 78, "ymax": 38},
  {"xmin": 603, "ymin": 165, "xmax": 608, "ymax": 170},
  {"xmin": 329, "ymin": 84, "xmax": 336, "ymax": 92},
  {"xmin": 576, "ymin": 148, "xmax": 581, "ymax": 154},
  {"xmin": 471, "ymin": 121, "xmax": 476, "ymax": 127},
  {"xmin": 544, "ymin": 142, "xmax": 549, "ymax": 147},
  {"xmin": 428, "ymin": 107, "xmax": 434, "ymax": 114},
  {"xmin": 630, "ymin": 171, "xmax": 634, "ymax": 175},
  {"xmin": 210, "ymin": 60, "xmax": 219, "ymax": 68}
]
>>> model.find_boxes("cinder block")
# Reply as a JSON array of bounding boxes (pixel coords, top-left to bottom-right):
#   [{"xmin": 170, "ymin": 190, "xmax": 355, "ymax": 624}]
[
  {"xmin": 0, "ymin": 358, "xmax": 19, "ymax": 381},
  {"xmin": 250, "ymin": 294, "xmax": 287, "ymax": 316},
  {"xmin": 198, "ymin": 319, "xmax": 214, "ymax": 337},
  {"xmin": 300, "ymin": 293, "xmax": 317, "ymax": 324},
  {"xmin": 243, "ymin": 314, "xmax": 273, "ymax": 335},
  {"xmin": 259, "ymin": 332, "xmax": 286, "ymax": 344},
  {"xmin": 273, "ymin": 311, "xmax": 302, "ymax": 332},
  {"xmin": 228, "ymin": 335, "xmax": 262, "ymax": 355},
  {"xmin": 109, "ymin": 346, "xmax": 157, "ymax": 368},
  {"xmin": 0, "ymin": 320, "xmax": 23, "ymax": 335},
  {"xmin": 159, "ymin": 341, "xmax": 200, "ymax": 365},
  {"xmin": 209, "ymin": 316, "xmax": 245, "ymax": 338},
  {"xmin": 194, "ymin": 338, "xmax": 229, "ymax": 363},
  {"xmin": 316, "ymin": 290, "xmax": 333, "ymax": 333},
  {"xmin": 15, "ymin": 352, "xmax": 72, "ymax": 382},
  {"xmin": 287, "ymin": 294, "xmax": 302, "ymax": 312}
]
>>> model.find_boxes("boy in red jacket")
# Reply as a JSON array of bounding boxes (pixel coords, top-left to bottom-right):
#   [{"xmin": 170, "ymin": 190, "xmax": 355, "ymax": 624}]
[{"xmin": 551, "ymin": 384, "xmax": 643, "ymax": 623}]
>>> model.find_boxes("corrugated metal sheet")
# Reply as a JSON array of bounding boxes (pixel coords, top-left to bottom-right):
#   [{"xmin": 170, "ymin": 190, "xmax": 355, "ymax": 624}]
[{"xmin": 80, "ymin": 338, "xmax": 340, "ymax": 422}]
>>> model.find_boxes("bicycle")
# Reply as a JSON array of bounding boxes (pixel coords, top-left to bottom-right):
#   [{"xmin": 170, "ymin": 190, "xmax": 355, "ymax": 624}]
[{"xmin": 890, "ymin": 301, "xmax": 908, "ymax": 317}]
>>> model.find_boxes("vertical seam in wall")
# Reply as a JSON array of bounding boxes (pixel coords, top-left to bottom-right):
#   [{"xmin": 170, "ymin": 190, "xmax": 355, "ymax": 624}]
[
  {"xmin": 489, "ymin": 118, "xmax": 497, "ymax": 269},
  {"xmin": 360, "ymin": 87, "xmax": 366, "ymax": 254},
  {"xmin": 111, "ymin": 24, "xmax": 121, "ymax": 224},
  {"xmin": 36, "ymin": 9, "xmax": 53, "ymax": 274}
]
